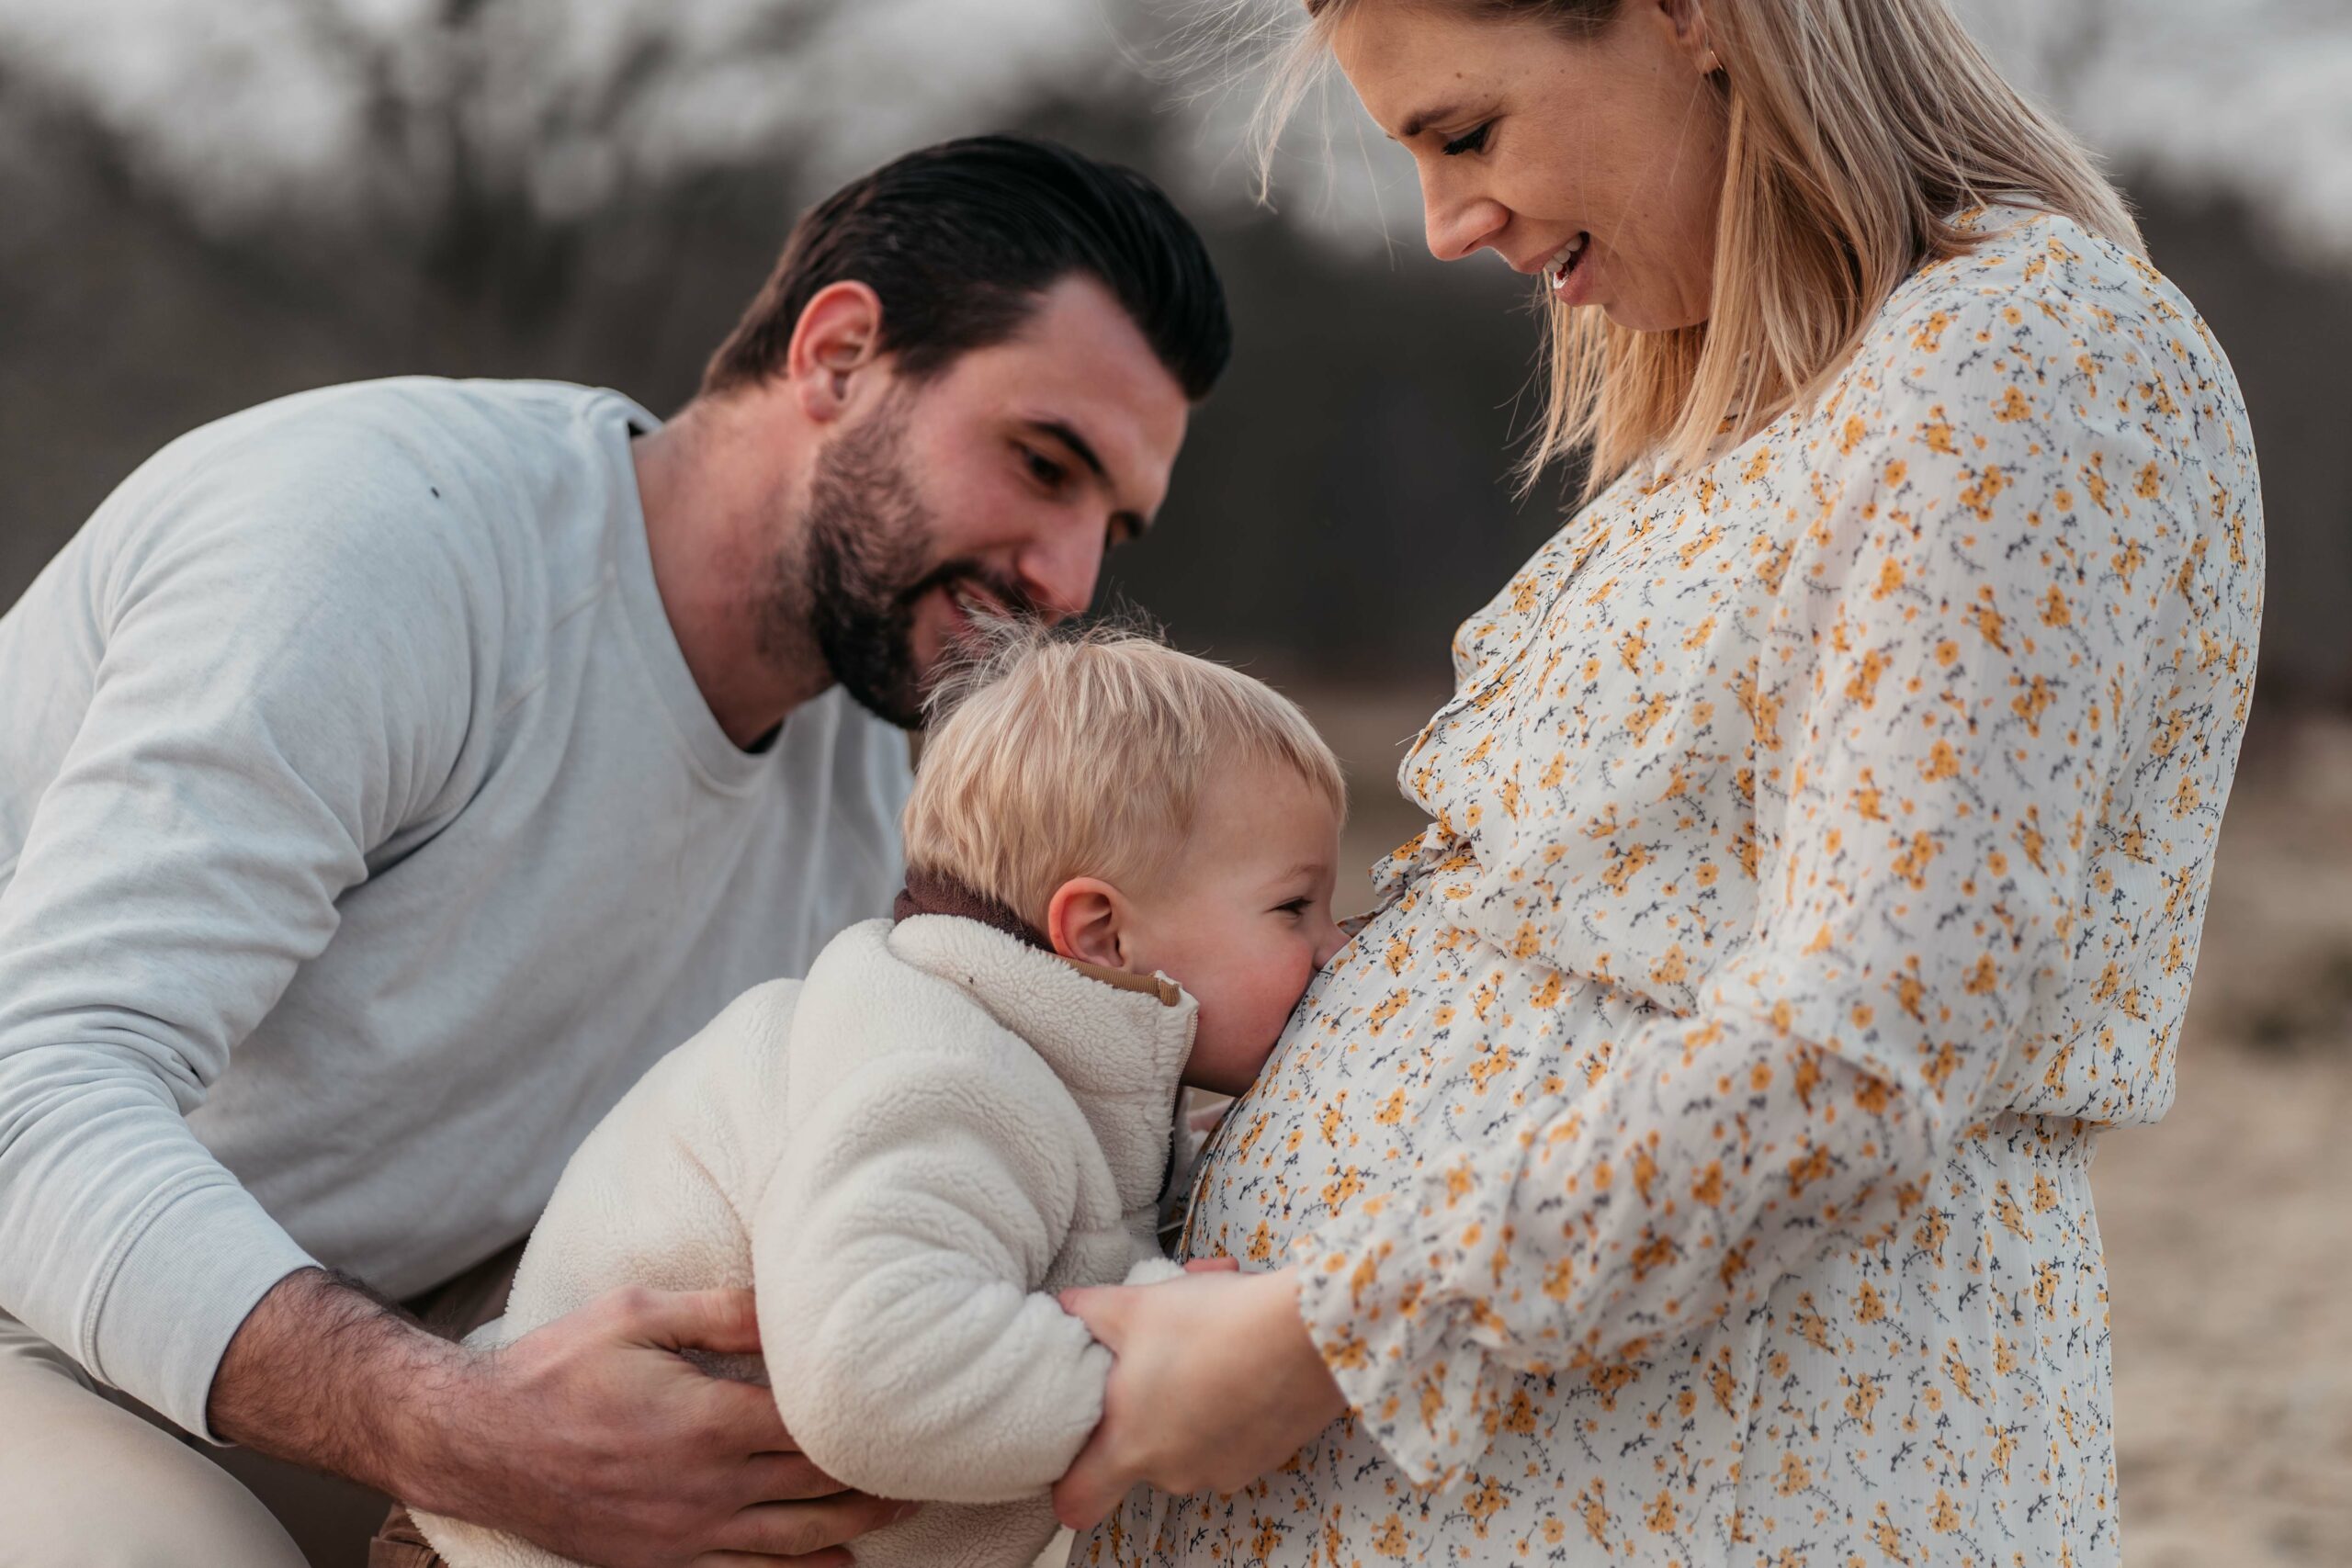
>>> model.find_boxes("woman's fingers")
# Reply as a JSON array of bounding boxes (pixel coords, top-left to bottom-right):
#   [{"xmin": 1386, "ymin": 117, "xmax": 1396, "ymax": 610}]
[
  {"xmin": 1054, "ymin": 1269, "xmax": 1349, "ymax": 1531},
  {"xmin": 1181, "ymin": 1257, "xmax": 1241, "ymax": 1274},
  {"xmin": 1052, "ymin": 1283, "xmax": 1161, "ymax": 1529},
  {"xmin": 1055, "ymin": 1284, "xmax": 1125, "ymax": 1345},
  {"xmin": 1050, "ymin": 1421, "xmax": 1133, "ymax": 1532}
]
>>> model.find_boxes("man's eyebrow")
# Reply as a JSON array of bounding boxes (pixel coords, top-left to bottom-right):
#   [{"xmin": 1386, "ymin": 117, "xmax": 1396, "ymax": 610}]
[
  {"xmin": 1024, "ymin": 417, "xmax": 1152, "ymax": 536},
  {"xmin": 1023, "ymin": 418, "xmax": 1107, "ymax": 483}
]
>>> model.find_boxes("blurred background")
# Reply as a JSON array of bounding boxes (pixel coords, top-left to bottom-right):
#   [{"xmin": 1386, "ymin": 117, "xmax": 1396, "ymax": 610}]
[{"xmin": 2, "ymin": 1, "xmax": 2346, "ymax": 1561}]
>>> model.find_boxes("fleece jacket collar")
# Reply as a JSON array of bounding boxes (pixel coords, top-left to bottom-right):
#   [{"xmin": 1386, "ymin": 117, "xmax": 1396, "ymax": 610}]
[{"xmin": 886, "ymin": 915, "xmax": 1198, "ymax": 1216}]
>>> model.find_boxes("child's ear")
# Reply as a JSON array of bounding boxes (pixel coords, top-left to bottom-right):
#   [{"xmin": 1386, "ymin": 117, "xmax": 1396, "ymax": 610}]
[{"xmin": 1046, "ymin": 878, "xmax": 1129, "ymax": 970}]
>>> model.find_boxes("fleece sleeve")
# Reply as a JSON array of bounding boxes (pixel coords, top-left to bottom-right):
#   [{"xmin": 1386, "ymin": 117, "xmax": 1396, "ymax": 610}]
[{"xmin": 752, "ymin": 1043, "xmax": 1117, "ymax": 1505}]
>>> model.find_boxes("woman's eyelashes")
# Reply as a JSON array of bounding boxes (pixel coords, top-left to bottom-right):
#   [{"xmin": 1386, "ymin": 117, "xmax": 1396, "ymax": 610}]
[{"xmin": 1441, "ymin": 122, "xmax": 1492, "ymax": 157}]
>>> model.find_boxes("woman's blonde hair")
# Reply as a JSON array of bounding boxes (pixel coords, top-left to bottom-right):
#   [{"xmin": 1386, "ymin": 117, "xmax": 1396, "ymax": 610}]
[
  {"xmin": 1252, "ymin": 0, "xmax": 2141, "ymax": 497},
  {"xmin": 902, "ymin": 621, "xmax": 1346, "ymax": 924}
]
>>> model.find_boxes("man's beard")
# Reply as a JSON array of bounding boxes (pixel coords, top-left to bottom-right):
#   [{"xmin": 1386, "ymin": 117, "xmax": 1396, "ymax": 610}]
[{"xmin": 778, "ymin": 399, "xmax": 1032, "ymax": 729}]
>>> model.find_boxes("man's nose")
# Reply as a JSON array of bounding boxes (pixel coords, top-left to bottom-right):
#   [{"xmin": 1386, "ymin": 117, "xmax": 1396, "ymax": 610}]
[
  {"xmin": 1421, "ymin": 173, "xmax": 1509, "ymax": 264},
  {"xmin": 1014, "ymin": 523, "xmax": 1103, "ymax": 622}
]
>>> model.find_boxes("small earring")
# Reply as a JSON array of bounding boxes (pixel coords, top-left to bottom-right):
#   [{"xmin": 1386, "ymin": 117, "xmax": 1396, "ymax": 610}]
[{"xmin": 1699, "ymin": 49, "xmax": 1722, "ymax": 74}]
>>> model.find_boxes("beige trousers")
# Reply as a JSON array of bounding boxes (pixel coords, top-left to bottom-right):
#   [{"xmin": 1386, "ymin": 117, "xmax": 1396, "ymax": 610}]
[{"xmin": 0, "ymin": 1247, "xmax": 522, "ymax": 1568}]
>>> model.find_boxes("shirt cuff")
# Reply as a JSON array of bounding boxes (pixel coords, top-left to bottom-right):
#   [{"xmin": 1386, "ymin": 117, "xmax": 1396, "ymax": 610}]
[{"xmin": 85, "ymin": 1177, "xmax": 317, "ymax": 1442}]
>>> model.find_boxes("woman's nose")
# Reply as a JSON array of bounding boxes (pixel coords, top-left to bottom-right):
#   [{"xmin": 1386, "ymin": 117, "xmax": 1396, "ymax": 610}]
[{"xmin": 1420, "ymin": 176, "xmax": 1509, "ymax": 263}]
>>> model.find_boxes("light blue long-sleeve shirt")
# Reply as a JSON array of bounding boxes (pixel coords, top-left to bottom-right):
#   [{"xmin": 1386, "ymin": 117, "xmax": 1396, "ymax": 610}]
[{"xmin": 0, "ymin": 378, "xmax": 910, "ymax": 1438}]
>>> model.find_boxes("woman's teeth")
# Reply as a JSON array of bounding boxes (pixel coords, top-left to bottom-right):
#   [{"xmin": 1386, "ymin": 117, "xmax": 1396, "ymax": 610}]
[{"xmin": 1546, "ymin": 233, "xmax": 1589, "ymax": 293}]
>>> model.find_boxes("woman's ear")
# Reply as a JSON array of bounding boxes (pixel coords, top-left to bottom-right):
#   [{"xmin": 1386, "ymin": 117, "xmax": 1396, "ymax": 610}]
[
  {"xmin": 786, "ymin": 280, "xmax": 886, "ymax": 425},
  {"xmin": 1659, "ymin": 0, "xmax": 1719, "ymax": 75},
  {"xmin": 1047, "ymin": 878, "xmax": 1131, "ymax": 970}
]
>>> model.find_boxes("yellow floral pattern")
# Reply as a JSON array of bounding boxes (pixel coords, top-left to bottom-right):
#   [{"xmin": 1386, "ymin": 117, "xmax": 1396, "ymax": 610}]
[{"xmin": 1086, "ymin": 209, "xmax": 2262, "ymax": 1567}]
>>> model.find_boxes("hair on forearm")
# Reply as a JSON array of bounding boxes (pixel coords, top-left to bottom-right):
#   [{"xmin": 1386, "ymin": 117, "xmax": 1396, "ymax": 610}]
[{"xmin": 206, "ymin": 1266, "xmax": 472, "ymax": 1498}]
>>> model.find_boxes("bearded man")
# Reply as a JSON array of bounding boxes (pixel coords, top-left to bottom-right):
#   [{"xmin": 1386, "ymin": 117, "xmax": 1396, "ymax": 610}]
[{"xmin": 0, "ymin": 135, "xmax": 1227, "ymax": 1566}]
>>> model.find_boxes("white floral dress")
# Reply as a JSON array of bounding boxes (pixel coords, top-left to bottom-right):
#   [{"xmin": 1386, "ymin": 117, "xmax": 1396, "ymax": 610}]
[{"xmin": 1086, "ymin": 209, "xmax": 2262, "ymax": 1567}]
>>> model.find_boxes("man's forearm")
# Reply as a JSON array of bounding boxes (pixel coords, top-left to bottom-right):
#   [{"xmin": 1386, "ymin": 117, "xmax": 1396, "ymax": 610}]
[
  {"xmin": 207, "ymin": 1267, "xmax": 476, "ymax": 1506},
  {"xmin": 212, "ymin": 1270, "xmax": 904, "ymax": 1564}
]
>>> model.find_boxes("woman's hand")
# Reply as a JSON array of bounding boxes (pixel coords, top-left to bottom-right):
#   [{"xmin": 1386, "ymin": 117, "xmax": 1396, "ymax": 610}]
[{"xmin": 1050, "ymin": 1266, "xmax": 1347, "ymax": 1531}]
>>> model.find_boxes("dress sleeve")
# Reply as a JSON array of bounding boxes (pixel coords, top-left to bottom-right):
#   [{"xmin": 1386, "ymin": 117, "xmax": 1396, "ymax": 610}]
[
  {"xmin": 752, "ymin": 1044, "xmax": 1111, "ymax": 1504},
  {"xmin": 1294, "ymin": 307, "xmax": 2200, "ymax": 1486}
]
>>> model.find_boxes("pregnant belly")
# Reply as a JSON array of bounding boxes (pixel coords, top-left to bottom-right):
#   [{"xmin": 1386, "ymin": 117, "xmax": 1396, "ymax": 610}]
[
  {"xmin": 1143, "ymin": 906, "xmax": 2124, "ymax": 1568},
  {"xmin": 1181, "ymin": 897, "xmax": 1655, "ymax": 1269}
]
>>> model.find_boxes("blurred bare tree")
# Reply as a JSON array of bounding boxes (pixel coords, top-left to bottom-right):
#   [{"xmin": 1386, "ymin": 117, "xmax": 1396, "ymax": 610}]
[{"xmin": 2, "ymin": 0, "xmax": 2347, "ymax": 691}]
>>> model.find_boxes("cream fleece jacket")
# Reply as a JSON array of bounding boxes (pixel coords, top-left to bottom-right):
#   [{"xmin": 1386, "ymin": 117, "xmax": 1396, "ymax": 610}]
[{"xmin": 414, "ymin": 914, "xmax": 1196, "ymax": 1568}]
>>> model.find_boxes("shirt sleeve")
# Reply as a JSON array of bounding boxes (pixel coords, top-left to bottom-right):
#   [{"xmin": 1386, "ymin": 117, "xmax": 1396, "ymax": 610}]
[
  {"xmin": 752, "ymin": 1043, "xmax": 1111, "ymax": 1504},
  {"xmin": 1293, "ymin": 303, "xmax": 2201, "ymax": 1486},
  {"xmin": 0, "ymin": 461, "xmax": 479, "ymax": 1438}
]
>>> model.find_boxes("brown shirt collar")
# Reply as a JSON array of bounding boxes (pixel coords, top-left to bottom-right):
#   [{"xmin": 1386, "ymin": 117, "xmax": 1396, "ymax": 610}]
[
  {"xmin": 891, "ymin": 867, "xmax": 1182, "ymax": 1007},
  {"xmin": 892, "ymin": 866, "xmax": 1050, "ymax": 950}
]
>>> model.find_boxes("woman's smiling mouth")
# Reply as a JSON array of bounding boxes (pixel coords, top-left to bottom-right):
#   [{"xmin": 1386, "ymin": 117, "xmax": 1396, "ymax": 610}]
[{"xmin": 1543, "ymin": 232, "xmax": 1590, "ymax": 296}]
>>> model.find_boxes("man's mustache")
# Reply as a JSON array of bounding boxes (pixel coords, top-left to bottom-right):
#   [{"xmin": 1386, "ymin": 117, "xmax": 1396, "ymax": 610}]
[{"xmin": 898, "ymin": 560, "xmax": 1043, "ymax": 626}]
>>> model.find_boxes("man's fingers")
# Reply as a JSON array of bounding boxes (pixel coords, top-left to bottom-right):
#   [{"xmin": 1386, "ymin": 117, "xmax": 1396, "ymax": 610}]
[
  {"xmin": 697, "ymin": 1376, "xmax": 797, "ymax": 1454},
  {"xmin": 625, "ymin": 1286, "xmax": 765, "ymax": 1356},
  {"xmin": 713, "ymin": 1494, "xmax": 912, "ymax": 1557},
  {"xmin": 742, "ymin": 1450, "xmax": 852, "ymax": 1504}
]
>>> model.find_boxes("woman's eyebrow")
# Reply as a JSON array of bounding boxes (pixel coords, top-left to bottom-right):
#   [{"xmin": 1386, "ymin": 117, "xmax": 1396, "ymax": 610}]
[{"xmin": 1397, "ymin": 101, "xmax": 1473, "ymax": 140}]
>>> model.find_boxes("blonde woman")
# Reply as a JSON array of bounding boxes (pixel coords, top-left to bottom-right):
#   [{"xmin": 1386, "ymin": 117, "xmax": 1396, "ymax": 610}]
[{"xmin": 1046, "ymin": 2, "xmax": 2264, "ymax": 1563}]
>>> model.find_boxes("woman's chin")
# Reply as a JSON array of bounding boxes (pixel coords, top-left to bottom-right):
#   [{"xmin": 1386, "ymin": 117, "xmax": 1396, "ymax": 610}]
[{"xmin": 1598, "ymin": 299, "xmax": 1710, "ymax": 334}]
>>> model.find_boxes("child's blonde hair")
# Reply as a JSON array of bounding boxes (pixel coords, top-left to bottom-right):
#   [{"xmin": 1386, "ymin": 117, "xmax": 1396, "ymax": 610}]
[{"xmin": 902, "ymin": 621, "xmax": 1346, "ymax": 925}]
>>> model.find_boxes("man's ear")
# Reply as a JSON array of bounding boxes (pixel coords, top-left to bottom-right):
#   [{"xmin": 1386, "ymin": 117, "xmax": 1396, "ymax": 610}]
[
  {"xmin": 1047, "ymin": 878, "xmax": 1130, "ymax": 970},
  {"xmin": 786, "ymin": 280, "xmax": 887, "ymax": 425}
]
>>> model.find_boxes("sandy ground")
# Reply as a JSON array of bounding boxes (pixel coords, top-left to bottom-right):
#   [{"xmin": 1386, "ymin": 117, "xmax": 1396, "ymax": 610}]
[
  {"xmin": 1286, "ymin": 679, "xmax": 2352, "ymax": 1565},
  {"xmin": 2098, "ymin": 715, "xmax": 2352, "ymax": 1564}
]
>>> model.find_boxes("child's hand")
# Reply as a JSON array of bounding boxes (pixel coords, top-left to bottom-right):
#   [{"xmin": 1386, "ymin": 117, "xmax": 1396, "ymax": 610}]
[{"xmin": 1180, "ymin": 1257, "xmax": 1240, "ymax": 1274}]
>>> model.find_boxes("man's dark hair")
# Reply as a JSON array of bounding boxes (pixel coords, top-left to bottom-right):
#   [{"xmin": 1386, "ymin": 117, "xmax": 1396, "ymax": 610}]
[{"xmin": 703, "ymin": 135, "xmax": 1231, "ymax": 401}]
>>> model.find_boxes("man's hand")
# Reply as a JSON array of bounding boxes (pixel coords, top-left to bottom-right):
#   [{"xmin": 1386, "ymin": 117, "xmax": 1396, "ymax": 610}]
[
  {"xmin": 1049, "ymin": 1266, "xmax": 1346, "ymax": 1532},
  {"xmin": 210, "ymin": 1269, "xmax": 907, "ymax": 1566}
]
